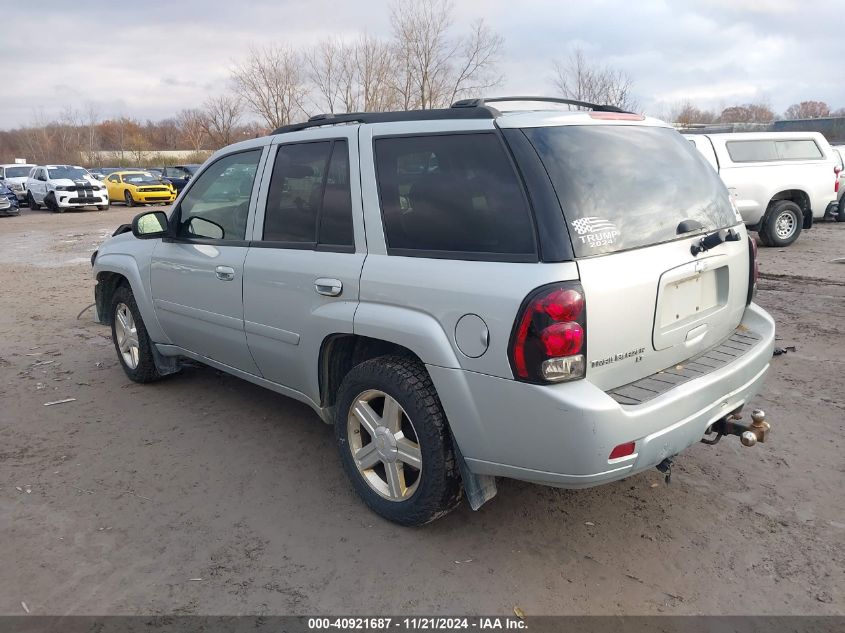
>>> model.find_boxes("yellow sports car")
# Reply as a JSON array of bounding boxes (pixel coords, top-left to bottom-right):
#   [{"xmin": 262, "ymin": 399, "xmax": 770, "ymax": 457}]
[{"xmin": 105, "ymin": 171, "xmax": 177, "ymax": 207}]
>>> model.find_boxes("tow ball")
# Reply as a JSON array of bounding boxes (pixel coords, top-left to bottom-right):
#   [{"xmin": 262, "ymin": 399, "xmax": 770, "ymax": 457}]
[{"xmin": 701, "ymin": 409, "xmax": 770, "ymax": 447}]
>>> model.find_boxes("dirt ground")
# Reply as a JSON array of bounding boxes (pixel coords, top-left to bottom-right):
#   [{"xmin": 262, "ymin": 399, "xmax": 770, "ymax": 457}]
[{"xmin": 0, "ymin": 205, "xmax": 843, "ymax": 616}]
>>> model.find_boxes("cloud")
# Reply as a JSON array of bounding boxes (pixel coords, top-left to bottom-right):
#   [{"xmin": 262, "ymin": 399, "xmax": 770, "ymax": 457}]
[{"xmin": 1, "ymin": 0, "xmax": 842, "ymax": 127}]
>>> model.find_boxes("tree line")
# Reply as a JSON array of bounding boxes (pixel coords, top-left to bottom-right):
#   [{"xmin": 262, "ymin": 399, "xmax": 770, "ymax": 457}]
[{"xmin": 1, "ymin": 0, "xmax": 842, "ymax": 165}]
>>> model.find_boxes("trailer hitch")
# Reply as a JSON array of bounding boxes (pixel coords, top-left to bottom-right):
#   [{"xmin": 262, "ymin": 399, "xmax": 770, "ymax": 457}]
[{"xmin": 701, "ymin": 409, "xmax": 770, "ymax": 447}]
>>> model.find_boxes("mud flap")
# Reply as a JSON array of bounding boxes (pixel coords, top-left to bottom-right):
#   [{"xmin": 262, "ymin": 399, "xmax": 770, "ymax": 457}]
[
  {"xmin": 152, "ymin": 343, "xmax": 181, "ymax": 377},
  {"xmin": 454, "ymin": 443, "xmax": 497, "ymax": 510}
]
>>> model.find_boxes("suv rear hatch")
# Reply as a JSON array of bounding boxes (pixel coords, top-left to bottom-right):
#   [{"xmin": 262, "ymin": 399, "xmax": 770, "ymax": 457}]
[{"xmin": 521, "ymin": 123, "xmax": 749, "ymax": 392}]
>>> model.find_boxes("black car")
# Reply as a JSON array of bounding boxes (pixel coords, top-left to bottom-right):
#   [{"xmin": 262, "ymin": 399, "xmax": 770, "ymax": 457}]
[
  {"xmin": 0, "ymin": 182, "xmax": 20, "ymax": 215},
  {"xmin": 159, "ymin": 164, "xmax": 200, "ymax": 193}
]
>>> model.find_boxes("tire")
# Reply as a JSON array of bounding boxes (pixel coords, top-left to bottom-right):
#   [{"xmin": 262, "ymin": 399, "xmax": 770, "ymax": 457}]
[
  {"xmin": 97, "ymin": 204, "xmax": 109, "ymax": 211},
  {"xmin": 109, "ymin": 285, "xmax": 161, "ymax": 383},
  {"xmin": 27, "ymin": 191, "xmax": 41, "ymax": 210},
  {"xmin": 837, "ymin": 199, "xmax": 845, "ymax": 223},
  {"xmin": 45, "ymin": 193, "xmax": 62, "ymax": 213},
  {"xmin": 760, "ymin": 200, "xmax": 802, "ymax": 247},
  {"xmin": 124, "ymin": 190, "xmax": 135, "ymax": 207},
  {"xmin": 334, "ymin": 355, "xmax": 462, "ymax": 526}
]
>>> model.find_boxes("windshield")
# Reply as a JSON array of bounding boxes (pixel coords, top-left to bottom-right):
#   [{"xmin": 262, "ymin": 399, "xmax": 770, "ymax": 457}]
[
  {"xmin": 523, "ymin": 125, "xmax": 737, "ymax": 257},
  {"xmin": 5, "ymin": 166, "xmax": 31, "ymax": 178},
  {"xmin": 123, "ymin": 173, "xmax": 161, "ymax": 185},
  {"xmin": 48, "ymin": 167, "xmax": 89, "ymax": 180}
]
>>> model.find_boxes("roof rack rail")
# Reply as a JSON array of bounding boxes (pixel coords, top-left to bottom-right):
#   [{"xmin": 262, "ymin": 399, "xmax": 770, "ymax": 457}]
[
  {"xmin": 271, "ymin": 106, "xmax": 496, "ymax": 135},
  {"xmin": 451, "ymin": 96, "xmax": 630, "ymax": 114}
]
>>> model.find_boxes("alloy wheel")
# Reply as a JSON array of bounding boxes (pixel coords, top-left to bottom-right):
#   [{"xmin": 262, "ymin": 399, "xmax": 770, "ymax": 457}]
[
  {"xmin": 347, "ymin": 389, "xmax": 423, "ymax": 502},
  {"xmin": 114, "ymin": 303, "xmax": 140, "ymax": 369}
]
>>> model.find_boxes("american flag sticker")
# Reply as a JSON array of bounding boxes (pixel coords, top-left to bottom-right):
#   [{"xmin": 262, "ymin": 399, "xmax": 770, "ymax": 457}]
[
  {"xmin": 571, "ymin": 217, "xmax": 621, "ymax": 248},
  {"xmin": 571, "ymin": 217, "xmax": 618, "ymax": 235}
]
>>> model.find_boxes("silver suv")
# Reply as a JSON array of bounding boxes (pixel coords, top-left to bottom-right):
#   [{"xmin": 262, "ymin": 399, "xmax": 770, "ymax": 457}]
[{"xmin": 92, "ymin": 97, "xmax": 776, "ymax": 526}]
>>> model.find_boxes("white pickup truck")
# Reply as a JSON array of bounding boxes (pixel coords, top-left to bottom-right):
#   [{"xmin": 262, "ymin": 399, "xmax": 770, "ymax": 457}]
[{"xmin": 686, "ymin": 132, "xmax": 840, "ymax": 246}]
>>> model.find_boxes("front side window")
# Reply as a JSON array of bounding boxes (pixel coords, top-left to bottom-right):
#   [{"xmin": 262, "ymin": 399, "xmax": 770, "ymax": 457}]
[
  {"xmin": 374, "ymin": 133, "xmax": 535, "ymax": 257},
  {"xmin": 176, "ymin": 150, "xmax": 261, "ymax": 241},
  {"xmin": 262, "ymin": 140, "xmax": 354, "ymax": 247}
]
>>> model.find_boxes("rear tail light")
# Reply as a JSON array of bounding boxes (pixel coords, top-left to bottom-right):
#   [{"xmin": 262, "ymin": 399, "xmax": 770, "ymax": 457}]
[
  {"xmin": 835, "ymin": 166, "xmax": 841, "ymax": 193},
  {"xmin": 746, "ymin": 236, "xmax": 759, "ymax": 305},
  {"xmin": 509, "ymin": 282, "xmax": 586, "ymax": 383}
]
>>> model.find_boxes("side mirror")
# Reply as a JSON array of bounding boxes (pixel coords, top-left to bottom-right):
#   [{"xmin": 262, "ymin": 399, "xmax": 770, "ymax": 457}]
[
  {"xmin": 132, "ymin": 211, "xmax": 169, "ymax": 239},
  {"xmin": 185, "ymin": 216, "xmax": 224, "ymax": 240}
]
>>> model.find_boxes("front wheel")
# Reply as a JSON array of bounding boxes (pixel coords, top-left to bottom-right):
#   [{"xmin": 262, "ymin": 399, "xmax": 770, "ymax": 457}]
[
  {"xmin": 124, "ymin": 190, "xmax": 136, "ymax": 207},
  {"xmin": 760, "ymin": 200, "xmax": 802, "ymax": 247},
  {"xmin": 335, "ymin": 356, "xmax": 462, "ymax": 526},
  {"xmin": 97, "ymin": 204, "xmax": 109, "ymax": 211},
  {"xmin": 27, "ymin": 191, "xmax": 41, "ymax": 210},
  {"xmin": 110, "ymin": 285, "xmax": 162, "ymax": 383}
]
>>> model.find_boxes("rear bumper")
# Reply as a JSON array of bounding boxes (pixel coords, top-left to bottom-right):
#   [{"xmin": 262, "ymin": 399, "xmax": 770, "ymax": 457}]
[{"xmin": 430, "ymin": 303, "xmax": 775, "ymax": 488}]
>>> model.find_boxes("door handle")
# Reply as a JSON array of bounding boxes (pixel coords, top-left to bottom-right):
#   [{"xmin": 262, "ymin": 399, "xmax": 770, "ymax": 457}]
[
  {"xmin": 215, "ymin": 265, "xmax": 235, "ymax": 282},
  {"xmin": 314, "ymin": 278, "xmax": 342, "ymax": 297}
]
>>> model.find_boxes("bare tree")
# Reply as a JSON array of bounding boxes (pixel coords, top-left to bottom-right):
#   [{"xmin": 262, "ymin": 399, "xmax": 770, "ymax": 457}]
[
  {"xmin": 551, "ymin": 47, "xmax": 637, "ymax": 110},
  {"xmin": 177, "ymin": 108, "xmax": 208, "ymax": 152},
  {"xmin": 784, "ymin": 100, "xmax": 831, "ymax": 119},
  {"xmin": 231, "ymin": 46, "xmax": 308, "ymax": 129},
  {"xmin": 669, "ymin": 101, "xmax": 715, "ymax": 126},
  {"xmin": 308, "ymin": 38, "xmax": 355, "ymax": 114},
  {"xmin": 391, "ymin": 0, "xmax": 503, "ymax": 109},
  {"xmin": 718, "ymin": 103, "xmax": 774, "ymax": 124},
  {"xmin": 356, "ymin": 34, "xmax": 401, "ymax": 111},
  {"xmin": 201, "ymin": 94, "xmax": 243, "ymax": 148},
  {"xmin": 308, "ymin": 34, "xmax": 403, "ymax": 114}
]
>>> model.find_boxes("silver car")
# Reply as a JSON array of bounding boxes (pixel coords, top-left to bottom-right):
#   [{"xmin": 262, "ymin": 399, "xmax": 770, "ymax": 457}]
[{"xmin": 92, "ymin": 97, "xmax": 776, "ymax": 526}]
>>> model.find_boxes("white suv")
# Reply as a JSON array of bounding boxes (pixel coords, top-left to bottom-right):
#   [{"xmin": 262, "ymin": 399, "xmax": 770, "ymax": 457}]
[
  {"xmin": 26, "ymin": 165, "xmax": 109, "ymax": 212},
  {"xmin": 92, "ymin": 97, "xmax": 775, "ymax": 525}
]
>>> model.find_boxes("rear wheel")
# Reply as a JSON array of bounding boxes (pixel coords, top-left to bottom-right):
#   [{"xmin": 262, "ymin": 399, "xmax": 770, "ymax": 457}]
[
  {"xmin": 760, "ymin": 200, "xmax": 802, "ymax": 247},
  {"xmin": 110, "ymin": 285, "xmax": 161, "ymax": 383},
  {"xmin": 124, "ymin": 190, "xmax": 136, "ymax": 207},
  {"xmin": 837, "ymin": 199, "xmax": 845, "ymax": 223},
  {"xmin": 334, "ymin": 356, "xmax": 462, "ymax": 526},
  {"xmin": 27, "ymin": 191, "xmax": 40, "ymax": 210}
]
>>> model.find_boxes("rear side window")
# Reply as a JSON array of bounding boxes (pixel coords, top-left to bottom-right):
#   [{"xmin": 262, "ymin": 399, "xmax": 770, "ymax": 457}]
[
  {"xmin": 776, "ymin": 139, "xmax": 822, "ymax": 160},
  {"xmin": 524, "ymin": 125, "xmax": 736, "ymax": 257},
  {"xmin": 726, "ymin": 139, "xmax": 823, "ymax": 162},
  {"xmin": 374, "ymin": 133, "xmax": 535, "ymax": 258},
  {"xmin": 263, "ymin": 140, "xmax": 354, "ymax": 247}
]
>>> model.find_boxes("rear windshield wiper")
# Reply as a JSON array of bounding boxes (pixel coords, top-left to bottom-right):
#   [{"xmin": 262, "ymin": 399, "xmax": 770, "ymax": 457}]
[{"xmin": 689, "ymin": 226, "xmax": 741, "ymax": 256}]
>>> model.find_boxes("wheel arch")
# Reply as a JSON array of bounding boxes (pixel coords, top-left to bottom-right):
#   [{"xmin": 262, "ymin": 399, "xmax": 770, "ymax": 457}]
[
  {"xmin": 768, "ymin": 189, "xmax": 812, "ymax": 228},
  {"xmin": 93, "ymin": 254, "xmax": 170, "ymax": 343}
]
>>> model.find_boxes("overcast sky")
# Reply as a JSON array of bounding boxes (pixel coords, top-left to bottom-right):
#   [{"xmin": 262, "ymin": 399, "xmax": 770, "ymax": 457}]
[{"xmin": 3, "ymin": 0, "xmax": 842, "ymax": 128}]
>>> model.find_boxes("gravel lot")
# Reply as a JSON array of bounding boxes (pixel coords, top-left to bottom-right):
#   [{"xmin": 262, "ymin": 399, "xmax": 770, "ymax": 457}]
[{"xmin": 1, "ymin": 205, "xmax": 843, "ymax": 616}]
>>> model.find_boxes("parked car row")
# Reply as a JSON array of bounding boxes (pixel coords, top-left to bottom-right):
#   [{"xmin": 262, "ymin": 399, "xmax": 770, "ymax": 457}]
[
  {"xmin": 0, "ymin": 163, "xmax": 199, "ymax": 213},
  {"xmin": 686, "ymin": 132, "xmax": 842, "ymax": 246}
]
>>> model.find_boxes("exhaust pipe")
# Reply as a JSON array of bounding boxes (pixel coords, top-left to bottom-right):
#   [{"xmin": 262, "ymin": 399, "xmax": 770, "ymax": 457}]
[{"xmin": 701, "ymin": 409, "xmax": 770, "ymax": 447}]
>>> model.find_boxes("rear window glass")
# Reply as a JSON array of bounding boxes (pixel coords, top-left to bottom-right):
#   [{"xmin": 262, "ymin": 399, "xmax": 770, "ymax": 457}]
[
  {"xmin": 726, "ymin": 139, "xmax": 823, "ymax": 162},
  {"xmin": 524, "ymin": 125, "xmax": 735, "ymax": 257},
  {"xmin": 374, "ymin": 133, "xmax": 535, "ymax": 258}
]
